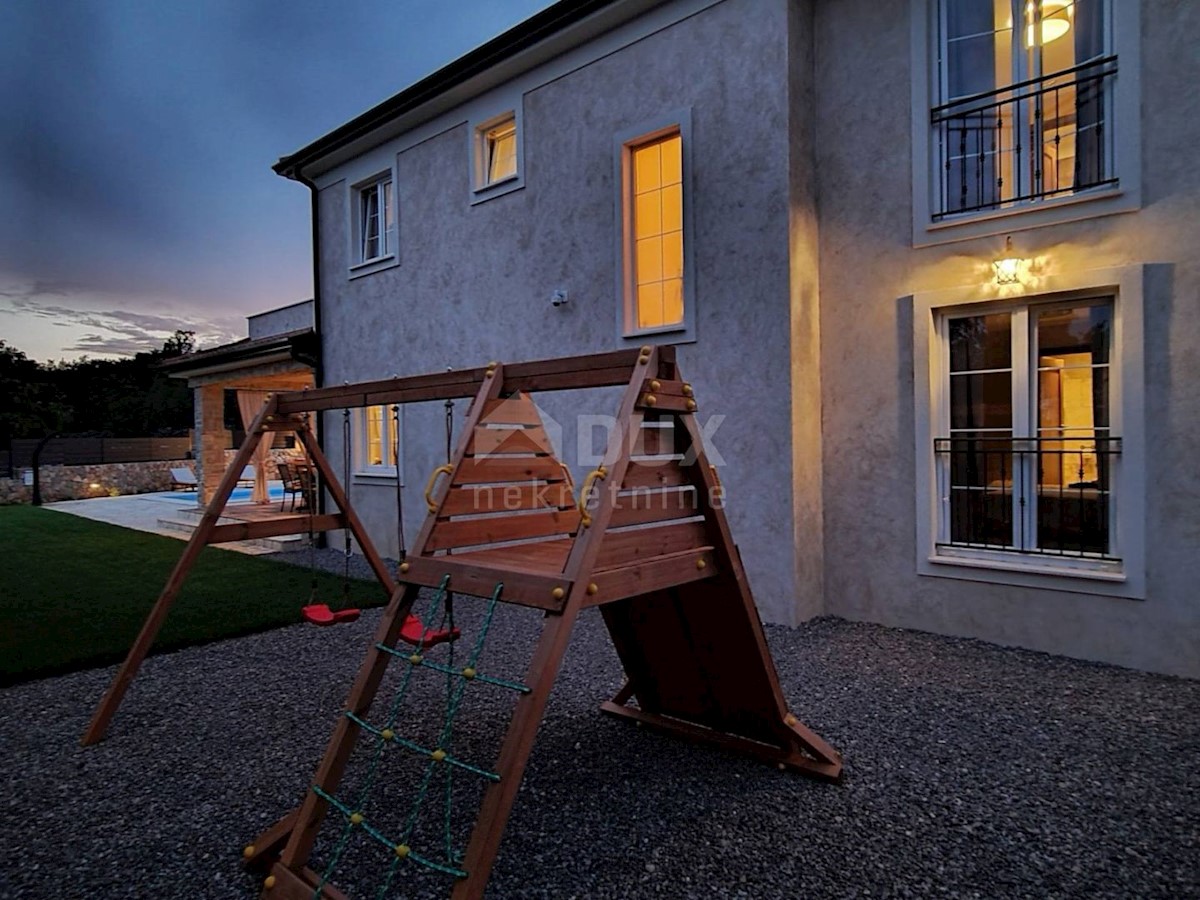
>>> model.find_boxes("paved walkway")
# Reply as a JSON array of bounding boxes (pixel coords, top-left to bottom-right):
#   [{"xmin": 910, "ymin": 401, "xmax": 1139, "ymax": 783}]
[{"xmin": 42, "ymin": 489, "xmax": 286, "ymax": 554}]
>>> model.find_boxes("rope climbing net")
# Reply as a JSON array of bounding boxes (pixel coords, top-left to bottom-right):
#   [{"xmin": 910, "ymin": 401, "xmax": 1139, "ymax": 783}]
[{"xmin": 310, "ymin": 576, "xmax": 528, "ymax": 898}]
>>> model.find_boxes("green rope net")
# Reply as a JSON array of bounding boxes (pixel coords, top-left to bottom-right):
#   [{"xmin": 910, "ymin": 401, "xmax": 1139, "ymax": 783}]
[{"xmin": 310, "ymin": 576, "xmax": 526, "ymax": 898}]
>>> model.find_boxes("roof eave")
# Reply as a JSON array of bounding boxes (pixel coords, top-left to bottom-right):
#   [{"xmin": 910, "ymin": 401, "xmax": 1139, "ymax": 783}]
[{"xmin": 273, "ymin": 0, "xmax": 635, "ymax": 181}]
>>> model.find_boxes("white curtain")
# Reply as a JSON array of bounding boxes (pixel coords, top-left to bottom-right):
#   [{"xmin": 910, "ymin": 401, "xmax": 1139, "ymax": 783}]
[{"xmin": 236, "ymin": 390, "xmax": 272, "ymax": 504}]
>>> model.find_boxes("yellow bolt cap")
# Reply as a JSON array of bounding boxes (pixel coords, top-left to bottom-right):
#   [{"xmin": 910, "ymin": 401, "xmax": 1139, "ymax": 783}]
[
  {"xmin": 462, "ymin": 667, "xmax": 477, "ymax": 680},
  {"xmin": 685, "ymin": 399, "xmax": 697, "ymax": 411},
  {"xmin": 264, "ymin": 875, "xmax": 277, "ymax": 889},
  {"xmin": 395, "ymin": 844, "xmax": 410, "ymax": 859},
  {"xmin": 242, "ymin": 845, "xmax": 255, "ymax": 860},
  {"xmin": 640, "ymin": 345, "xmax": 653, "ymax": 354},
  {"xmin": 784, "ymin": 713, "xmax": 797, "ymax": 726},
  {"xmin": 777, "ymin": 762, "xmax": 787, "ymax": 771},
  {"xmin": 644, "ymin": 394, "xmax": 657, "ymax": 406},
  {"xmin": 682, "ymin": 384, "xmax": 693, "ymax": 397},
  {"xmin": 696, "ymin": 558, "xmax": 707, "ymax": 570},
  {"xmin": 399, "ymin": 562, "xmax": 410, "ymax": 573},
  {"xmin": 381, "ymin": 728, "xmax": 395, "ymax": 741},
  {"xmin": 586, "ymin": 583, "xmax": 598, "ymax": 595},
  {"xmin": 431, "ymin": 748, "xmax": 447, "ymax": 762},
  {"xmin": 409, "ymin": 653, "xmax": 423, "ymax": 665},
  {"xmin": 650, "ymin": 379, "xmax": 661, "ymax": 391},
  {"xmin": 638, "ymin": 354, "xmax": 650, "ymax": 365},
  {"xmin": 551, "ymin": 586, "xmax": 565, "ymax": 600},
  {"xmin": 350, "ymin": 812, "xmax": 364, "ymax": 825}
]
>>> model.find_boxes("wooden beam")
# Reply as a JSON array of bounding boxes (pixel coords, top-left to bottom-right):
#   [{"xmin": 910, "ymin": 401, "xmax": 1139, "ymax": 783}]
[
  {"xmin": 439, "ymin": 483, "xmax": 574, "ymax": 517},
  {"xmin": 586, "ymin": 547, "xmax": 717, "ymax": 606},
  {"xmin": 399, "ymin": 555, "xmax": 568, "ymax": 612},
  {"xmin": 81, "ymin": 396, "xmax": 280, "ymax": 746},
  {"xmin": 596, "ymin": 520, "xmax": 710, "ymax": 569},
  {"xmin": 207, "ymin": 514, "xmax": 345, "ymax": 545},
  {"xmin": 260, "ymin": 862, "xmax": 351, "ymax": 900},
  {"xmin": 243, "ymin": 809, "xmax": 299, "ymax": 873},
  {"xmin": 427, "ymin": 509, "xmax": 580, "ymax": 552},
  {"xmin": 599, "ymin": 701, "xmax": 842, "ymax": 782},
  {"xmin": 274, "ymin": 368, "xmax": 488, "ymax": 415}
]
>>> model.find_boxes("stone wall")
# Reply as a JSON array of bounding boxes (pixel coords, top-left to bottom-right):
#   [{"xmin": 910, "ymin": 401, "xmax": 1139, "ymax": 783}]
[{"xmin": 0, "ymin": 459, "xmax": 191, "ymax": 505}]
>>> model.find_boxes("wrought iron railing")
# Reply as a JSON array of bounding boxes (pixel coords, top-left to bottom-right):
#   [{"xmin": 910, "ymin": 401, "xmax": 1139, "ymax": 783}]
[
  {"xmin": 931, "ymin": 56, "xmax": 1118, "ymax": 219},
  {"xmin": 933, "ymin": 436, "xmax": 1121, "ymax": 560}
]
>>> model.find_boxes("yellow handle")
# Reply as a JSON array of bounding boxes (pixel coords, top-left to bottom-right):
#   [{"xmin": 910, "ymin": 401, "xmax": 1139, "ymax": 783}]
[
  {"xmin": 577, "ymin": 466, "xmax": 608, "ymax": 527},
  {"xmin": 424, "ymin": 464, "xmax": 454, "ymax": 513}
]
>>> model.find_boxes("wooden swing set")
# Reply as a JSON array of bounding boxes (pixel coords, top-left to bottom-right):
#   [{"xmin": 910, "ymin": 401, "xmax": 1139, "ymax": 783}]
[{"xmin": 82, "ymin": 346, "xmax": 842, "ymax": 899}]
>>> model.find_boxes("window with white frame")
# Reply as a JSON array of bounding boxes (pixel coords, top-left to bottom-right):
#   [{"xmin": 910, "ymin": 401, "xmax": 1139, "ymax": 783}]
[
  {"xmin": 357, "ymin": 405, "xmax": 399, "ymax": 475},
  {"xmin": 934, "ymin": 297, "xmax": 1119, "ymax": 566},
  {"xmin": 481, "ymin": 116, "xmax": 517, "ymax": 186},
  {"xmin": 356, "ymin": 175, "xmax": 395, "ymax": 264},
  {"xmin": 932, "ymin": 0, "xmax": 1114, "ymax": 218},
  {"xmin": 915, "ymin": 268, "xmax": 1147, "ymax": 597},
  {"xmin": 471, "ymin": 111, "xmax": 522, "ymax": 199},
  {"xmin": 615, "ymin": 114, "xmax": 694, "ymax": 342}
]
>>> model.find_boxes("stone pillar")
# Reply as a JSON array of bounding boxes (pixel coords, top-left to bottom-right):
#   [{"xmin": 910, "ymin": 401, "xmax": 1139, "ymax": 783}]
[{"xmin": 194, "ymin": 384, "xmax": 226, "ymax": 505}]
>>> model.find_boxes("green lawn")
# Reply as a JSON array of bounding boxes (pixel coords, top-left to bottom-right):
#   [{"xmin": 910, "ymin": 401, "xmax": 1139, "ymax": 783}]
[{"xmin": 0, "ymin": 506, "xmax": 385, "ymax": 685}]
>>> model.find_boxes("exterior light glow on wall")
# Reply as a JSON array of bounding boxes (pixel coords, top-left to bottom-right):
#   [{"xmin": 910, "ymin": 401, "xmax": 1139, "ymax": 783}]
[{"xmin": 992, "ymin": 236, "xmax": 1029, "ymax": 285}]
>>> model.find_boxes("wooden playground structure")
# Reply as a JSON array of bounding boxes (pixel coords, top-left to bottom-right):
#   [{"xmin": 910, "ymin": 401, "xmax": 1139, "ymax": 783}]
[{"xmin": 82, "ymin": 346, "xmax": 842, "ymax": 899}]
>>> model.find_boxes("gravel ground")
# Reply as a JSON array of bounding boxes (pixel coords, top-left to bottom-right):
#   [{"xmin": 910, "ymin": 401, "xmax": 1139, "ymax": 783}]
[{"xmin": 1, "ymin": 555, "xmax": 1196, "ymax": 899}]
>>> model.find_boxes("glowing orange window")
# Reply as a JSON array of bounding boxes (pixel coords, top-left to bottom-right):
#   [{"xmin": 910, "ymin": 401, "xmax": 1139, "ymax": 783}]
[{"xmin": 629, "ymin": 133, "xmax": 684, "ymax": 329}]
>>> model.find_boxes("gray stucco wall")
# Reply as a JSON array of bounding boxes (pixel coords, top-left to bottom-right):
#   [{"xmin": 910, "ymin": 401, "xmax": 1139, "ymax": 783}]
[
  {"xmin": 248, "ymin": 299, "xmax": 313, "ymax": 339},
  {"xmin": 315, "ymin": 0, "xmax": 811, "ymax": 624},
  {"xmin": 813, "ymin": 0, "xmax": 1200, "ymax": 677}
]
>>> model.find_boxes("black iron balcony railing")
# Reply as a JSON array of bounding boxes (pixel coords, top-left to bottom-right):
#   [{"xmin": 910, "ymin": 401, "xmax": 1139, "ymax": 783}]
[
  {"xmin": 933, "ymin": 435, "xmax": 1121, "ymax": 560},
  {"xmin": 931, "ymin": 56, "xmax": 1118, "ymax": 219}
]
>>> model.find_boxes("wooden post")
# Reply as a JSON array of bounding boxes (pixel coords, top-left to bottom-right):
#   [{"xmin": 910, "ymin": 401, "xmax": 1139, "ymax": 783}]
[{"xmin": 81, "ymin": 395, "xmax": 279, "ymax": 745}]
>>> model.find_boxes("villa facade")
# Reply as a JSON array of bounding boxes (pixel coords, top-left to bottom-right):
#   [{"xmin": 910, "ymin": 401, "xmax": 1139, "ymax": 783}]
[{"xmin": 272, "ymin": 0, "xmax": 1200, "ymax": 677}]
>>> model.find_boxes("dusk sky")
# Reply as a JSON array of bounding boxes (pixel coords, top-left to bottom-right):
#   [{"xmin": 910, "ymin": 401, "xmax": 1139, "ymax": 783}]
[{"xmin": 0, "ymin": 0, "xmax": 551, "ymax": 363}]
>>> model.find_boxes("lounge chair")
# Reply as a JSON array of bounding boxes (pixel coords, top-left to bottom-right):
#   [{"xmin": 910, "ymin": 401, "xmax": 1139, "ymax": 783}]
[{"xmin": 170, "ymin": 467, "xmax": 198, "ymax": 491}]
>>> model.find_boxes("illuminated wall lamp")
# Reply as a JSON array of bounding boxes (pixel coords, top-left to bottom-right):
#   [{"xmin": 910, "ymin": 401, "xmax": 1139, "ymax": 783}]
[{"xmin": 992, "ymin": 236, "xmax": 1027, "ymax": 285}]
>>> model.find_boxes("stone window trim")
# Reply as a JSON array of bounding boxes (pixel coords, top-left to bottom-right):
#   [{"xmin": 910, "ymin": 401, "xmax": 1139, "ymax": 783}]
[
  {"xmin": 911, "ymin": 263, "xmax": 1145, "ymax": 599},
  {"xmin": 909, "ymin": 0, "xmax": 1142, "ymax": 247},
  {"xmin": 613, "ymin": 107, "xmax": 697, "ymax": 346}
]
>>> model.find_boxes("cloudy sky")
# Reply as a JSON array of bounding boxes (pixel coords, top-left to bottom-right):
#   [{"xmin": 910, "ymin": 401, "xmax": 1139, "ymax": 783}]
[{"xmin": 0, "ymin": 0, "xmax": 551, "ymax": 362}]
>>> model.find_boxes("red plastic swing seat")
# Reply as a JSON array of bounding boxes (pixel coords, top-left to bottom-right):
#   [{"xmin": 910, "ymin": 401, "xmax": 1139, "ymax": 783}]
[
  {"xmin": 301, "ymin": 604, "xmax": 361, "ymax": 627},
  {"xmin": 301, "ymin": 605, "xmax": 459, "ymax": 646}
]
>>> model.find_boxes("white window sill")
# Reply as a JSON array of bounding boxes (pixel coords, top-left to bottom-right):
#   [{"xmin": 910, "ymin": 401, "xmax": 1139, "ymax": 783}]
[
  {"xmin": 916, "ymin": 186, "xmax": 1138, "ymax": 248},
  {"xmin": 348, "ymin": 253, "xmax": 399, "ymax": 280},
  {"xmin": 470, "ymin": 176, "xmax": 524, "ymax": 206},
  {"xmin": 919, "ymin": 549, "xmax": 1142, "ymax": 600}
]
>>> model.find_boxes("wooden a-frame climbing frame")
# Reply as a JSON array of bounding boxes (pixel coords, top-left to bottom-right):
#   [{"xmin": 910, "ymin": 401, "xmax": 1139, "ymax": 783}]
[
  {"xmin": 79, "ymin": 347, "xmax": 841, "ymax": 896},
  {"xmin": 230, "ymin": 346, "xmax": 842, "ymax": 900}
]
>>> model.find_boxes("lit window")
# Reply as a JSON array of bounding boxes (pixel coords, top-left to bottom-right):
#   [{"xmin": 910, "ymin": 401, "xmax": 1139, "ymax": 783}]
[
  {"xmin": 360, "ymin": 405, "xmax": 399, "ymax": 474},
  {"xmin": 473, "ymin": 113, "xmax": 520, "ymax": 194},
  {"xmin": 934, "ymin": 298, "xmax": 1120, "ymax": 563},
  {"xmin": 929, "ymin": 0, "xmax": 1115, "ymax": 218},
  {"xmin": 626, "ymin": 132, "xmax": 684, "ymax": 331},
  {"xmin": 484, "ymin": 118, "xmax": 517, "ymax": 185},
  {"xmin": 358, "ymin": 177, "xmax": 395, "ymax": 263}
]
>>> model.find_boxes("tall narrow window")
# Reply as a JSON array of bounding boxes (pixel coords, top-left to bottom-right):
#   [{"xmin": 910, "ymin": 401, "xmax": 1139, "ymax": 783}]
[
  {"xmin": 358, "ymin": 177, "xmax": 394, "ymax": 263},
  {"xmin": 359, "ymin": 405, "xmax": 399, "ymax": 474},
  {"xmin": 628, "ymin": 132, "xmax": 684, "ymax": 330}
]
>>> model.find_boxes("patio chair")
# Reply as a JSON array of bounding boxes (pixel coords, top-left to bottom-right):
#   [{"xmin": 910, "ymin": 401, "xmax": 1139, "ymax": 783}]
[
  {"xmin": 169, "ymin": 467, "xmax": 198, "ymax": 491},
  {"xmin": 279, "ymin": 462, "xmax": 313, "ymax": 512}
]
